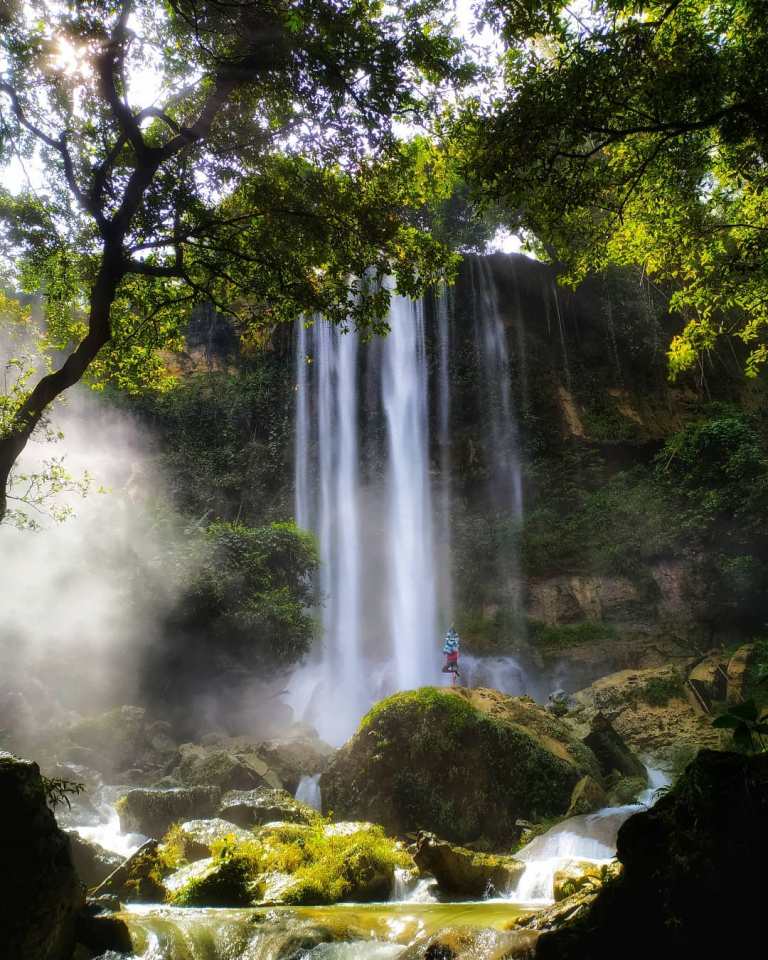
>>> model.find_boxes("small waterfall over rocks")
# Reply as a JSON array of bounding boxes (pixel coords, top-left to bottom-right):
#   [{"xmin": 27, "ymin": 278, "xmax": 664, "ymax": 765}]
[
  {"xmin": 512, "ymin": 767, "xmax": 670, "ymax": 903},
  {"xmin": 295, "ymin": 773, "xmax": 323, "ymax": 811}
]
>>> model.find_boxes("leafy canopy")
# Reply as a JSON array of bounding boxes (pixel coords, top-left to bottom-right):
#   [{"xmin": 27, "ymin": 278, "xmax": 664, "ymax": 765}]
[
  {"xmin": 0, "ymin": 0, "xmax": 472, "ymax": 517},
  {"xmin": 455, "ymin": 0, "xmax": 768, "ymax": 375}
]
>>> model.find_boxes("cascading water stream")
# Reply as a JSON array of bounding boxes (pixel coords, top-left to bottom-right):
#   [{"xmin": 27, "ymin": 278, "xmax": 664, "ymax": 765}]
[
  {"xmin": 512, "ymin": 767, "xmax": 669, "ymax": 903},
  {"xmin": 381, "ymin": 295, "xmax": 438, "ymax": 692}
]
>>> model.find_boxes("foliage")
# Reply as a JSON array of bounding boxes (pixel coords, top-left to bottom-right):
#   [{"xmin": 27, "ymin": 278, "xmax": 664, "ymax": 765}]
[
  {"xmin": 118, "ymin": 360, "xmax": 294, "ymax": 524},
  {"xmin": 640, "ymin": 676, "xmax": 686, "ymax": 707},
  {"xmin": 528, "ymin": 621, "xmax": 617, "ymax": 648},
  {"xmin": 0, "ymin": 0, "xmax": 474, "ymax": 517},
  {"xmin": 712, "ymin": 699, "xmax": 768, "ymax": 753},
  {"xmin": 166, "ymin": 519, "xmax": 318, "ymax": 674},
  {"xmin": 456, "ymin": 0, "xmax": 768, "ymax": 375},
  {"xmin": 41, "ymin": 775, "xmax": 85, "ymax": 811}
]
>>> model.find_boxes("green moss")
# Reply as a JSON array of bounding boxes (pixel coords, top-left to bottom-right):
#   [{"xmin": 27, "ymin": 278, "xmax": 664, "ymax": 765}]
[
  {"xmin": 170, "ymin": 857, "xmax": 253, "ymax": 907},
  {"xmin": 358, "ymin": 687, "xmax": 478, "ymax": 742},
  {"xmin": 529, "ymin": 620, "xmax": 618, "ymax": 647},
  {"xmin": 639, "ymin": 676, "xmax": 685, "ymax": 706},
  {"xmin": 171, "ymin": 820, "xmax": 409, "ymax": 906}
]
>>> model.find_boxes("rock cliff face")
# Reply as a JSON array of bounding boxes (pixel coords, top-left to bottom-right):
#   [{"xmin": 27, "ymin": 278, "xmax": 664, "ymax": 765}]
[
  {"xmin": 321, "ymin": 687, "xmax": 603, "ymax": 847},
  {"xmin": 0, "ymin": 753, "xmax": 83, "ymax": 960}
]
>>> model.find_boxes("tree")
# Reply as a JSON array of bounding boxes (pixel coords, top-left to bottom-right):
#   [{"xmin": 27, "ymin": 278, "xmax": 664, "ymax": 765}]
[
  {"xmin": 455, "ymin": 0, "xmax": 768, "ymax": 376},
  {"xmin": 0, "ymin": 0, "xmax": 471, "ymax": 521}
]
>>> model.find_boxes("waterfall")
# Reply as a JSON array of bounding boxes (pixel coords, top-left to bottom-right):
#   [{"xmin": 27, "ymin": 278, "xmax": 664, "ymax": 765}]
[
  {"xmin": 291, "ymin": 298, "xmax": 437, "ymax": 742},
  {"xmin": 295, "ymin": 774, "xmax": 322, "ymax": 811},
  {"xmin": 435, "ymin": 284, "xmax": 453, "ymax": 623},
  {"xmin": 381, "ymin": 295, "xmax": 438, "ymax": 692},
  {"xmin": 512, "ymin": 767, "xmax": 670, "ymax": 903},
  {"xmin": 472, "ymin": 258, "xmax": 523, "ymax": 520},
  {"xmin": 292, "ymin": 319, "xmax": 367, "ymax": 745}
]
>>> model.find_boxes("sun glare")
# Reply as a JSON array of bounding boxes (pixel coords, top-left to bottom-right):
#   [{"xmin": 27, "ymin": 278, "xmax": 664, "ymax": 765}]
[{"xmin": 52, "ymin": 37, "xmax": 90, "ymax": 78}]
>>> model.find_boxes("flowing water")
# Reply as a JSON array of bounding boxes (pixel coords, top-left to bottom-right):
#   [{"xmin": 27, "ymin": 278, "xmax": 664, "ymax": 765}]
[
  {"xmin": 114, "ymin": 901, "xmax": 535, "ymax": 960},
  {"xmin": 512, "ymin": 767, "xmax": 669, "ymax": 903},
  {"xmin": 290, "ymin": 268, "xmax": 528, "ymax": 743},
  {"xmin": 295, "ymin": 774, "xmax": 322, "ymax": 811}
]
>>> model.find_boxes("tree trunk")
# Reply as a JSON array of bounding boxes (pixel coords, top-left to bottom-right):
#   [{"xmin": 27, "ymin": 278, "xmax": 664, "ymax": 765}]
[{"xmin": 0, "ymin": 250, "xmax": 122, "ymax": 523}]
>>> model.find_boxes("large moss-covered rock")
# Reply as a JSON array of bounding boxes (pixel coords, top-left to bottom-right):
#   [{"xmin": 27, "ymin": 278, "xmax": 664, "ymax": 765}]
[
  {"xmin": 532, "ymin": 750, "xmax": 768, "ymax": 958},
  {"xmin": 412, "ymin": 833, "xmax": 524, "ymax": 897},
  {"xmin": 164, "ymin": 819, "xmax": 408, "ymax": 907},
  {"xmin": 218, "ymin": 787, "xmax": 318, "ymax": 828},
  {"xmin": 321, "ymin": 688, "xmax": 602, "ymax": 846},
  {"xmin": 116, "ymin": 786, "xmax": 221, "ymax": 838},
  {"xmin": 0, "ymin": 753, "xmax": 83, "ymax": 960}
]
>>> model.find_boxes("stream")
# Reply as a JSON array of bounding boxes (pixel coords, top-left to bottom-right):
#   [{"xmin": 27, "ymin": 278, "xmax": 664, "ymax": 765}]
[{"xmin": 72, "ymin": 768, "xmax": 668, "ymax": 959}]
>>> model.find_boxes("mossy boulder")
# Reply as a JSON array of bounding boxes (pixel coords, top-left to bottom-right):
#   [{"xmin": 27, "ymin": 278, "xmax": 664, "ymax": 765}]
[
  {"xmin": 321, "ymin": 688, "xmax": 602, "ymax": 846},
  {"xmin": 218, "ymin": 787, "xmax": 318, "ymax": 828},
  {"xmin": 164, "ymin": 819, "xmax": 409, "ymax": 907},
  {"xmin": 166, "ymin": 856, "xmax": 254, "ymax": 906},
  {"xmin": 92, "ymin": 839, "xmax": 165, "ymax": 902},
  {"xmin": 552, "ymin": 861, "xmax": 620, "ymax": 902},
  {"xmin": 0, "ymin": 753, "xmax": 83, "ymax": 960},
  {"xmin": 412, "ymin": 832, "xmax": 524, "ymax": 897},
  {"xmin": 565, "ymin": 776, "xmax": 609, "ymax": 817},
  {"xmin": 115, "ymin": 786, "xmax": 221, "ymax": 838},
  {"xmin": 165, "ymin": 818, "xmax": 253, "ymax": 861}
]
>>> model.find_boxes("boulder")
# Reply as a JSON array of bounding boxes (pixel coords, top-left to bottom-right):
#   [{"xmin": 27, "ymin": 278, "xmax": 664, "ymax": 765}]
[
  {"xmin": 116, "ymin": 786, "xmax": 221, "ymax": 838},
  {"xmin": 174, "ymin": 742, "xmax": 282, "ymax": 792},
  {"xmin": 570, "ymin": 666, "xmax": 724, "ymax": 763},
  {"xmin": 565, "ymin": 776, "xmax": 608, "ymax": 817},
  {"xmin": 400, "ymin": 927, "xmax": 540, "ymax": 960},
  {"xmin": 219, "ymin": 787, "xmax": 318, "ymax": 828},
  {"xmin": 581, "ymin": 714, "xmax": 646, "ymax": 782},
  {"xmin": 165, "ymin": 856, "xmax": 254, "ymax": 906},
  {"xmin": 62, "ymin": 706, "xmax": 178, "ymax": 778},
  {"xmin": 65, "ymin": 831, "xmax": 123, "ymax": 888},
  {"xmin": 412, "ymin": 833, "xmax": 524, "ymax": 897},
  {"xmin": 170, "ymin": 818, "xmax": 253, "ymax": 861},
  {"xmin": 257, "ymin": 735, "xmax": 336, "ymax": 793},
  {"xmin": 552, "ymin": 860, "xmax": 620, "ymax": 902},
  {"xmin": 91, "ymin": 839, "xmax": 164, "ymax": 902},
  {"xmin": 0, "ymin": 753, "xmax": 83, "ymax": 960},
  {"xmin": 532, "ymin": 750, "xmax": 768, "ymax": 958},
  {"xmin": 164, "ymin": 819, "xmax": 405, "ymax": 907},
  {"xmin": 687, "ymin": 654, "xmax": 728, "ymax": 711},
  {"xmin": 322, "ymin": 688, "xmax": 603, "ymax": 846},
  {"xmin": 726, "ymin": 643, "xmax": 756, "ymax": 703}
]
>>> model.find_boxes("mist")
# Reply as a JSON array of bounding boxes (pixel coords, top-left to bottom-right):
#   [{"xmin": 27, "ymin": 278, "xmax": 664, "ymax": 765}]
[{"xmin": 0, "ymin": 389, "xmax": 187, "ymax": 752}]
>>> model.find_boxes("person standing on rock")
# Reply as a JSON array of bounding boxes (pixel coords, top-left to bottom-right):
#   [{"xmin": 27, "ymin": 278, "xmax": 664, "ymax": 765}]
[{"xmin": 442, "ymin": 627, "xmax": 461, "ymax": 685}]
